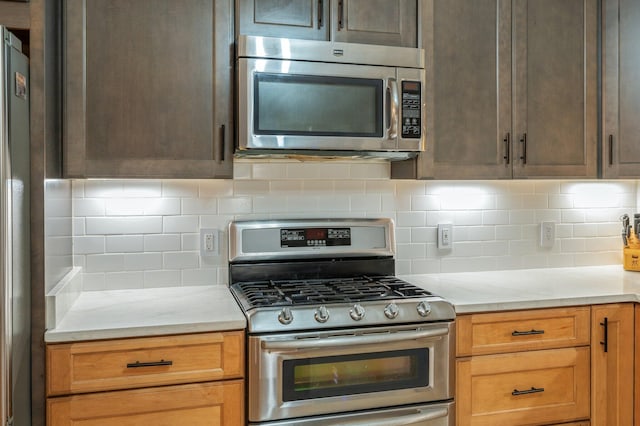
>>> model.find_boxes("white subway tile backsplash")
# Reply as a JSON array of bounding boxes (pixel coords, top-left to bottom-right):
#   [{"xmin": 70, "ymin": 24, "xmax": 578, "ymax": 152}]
[
  {"xmin": 123, "ymin": 253, "xmax": 163, "ymax": 271},
  {"xmin": 218, "ymin": 197, "xmax": 252, "ymax": 214},
  {"xmin": 397, "ymin": 211, "xmax": 426, "ymax": 227},
  {"xmin": 163, "ymin": 216, "xmax": 199, "ymax": 233},
  {"xmin": 163, "ymin": 252, "xmax": 199, "ymax": 270},
  {"xmin": 143, "ymin": 234, "xmax": 181, "ymax": 252},
  {"xmin": 66, "ymin": 175, "xmax": 636, "ymax": 290},
  {"xmin": 73, "ymin": 199, "xmax": 105, "ymax": 217},
  {"xmin": 162, "ymin": 180, "xmax": 199, "ymax": 198},
  {"xmin": 104, "ymin": 272, "xmax": 145, "ymax": 290},
  {"xmin": 87, "ymin": 217, "xmax": 163, "ymax": 234},
  {"xmin": 181, "ymin": 198, "xmax": 217, "ymax": 215},
  {"xmin": 73, "ymin": 236, "xmax": 105, "ymax": 254},
  {"xmin": 85, "ymin": 254, "xmax": 125, "ymax": 272},
  {"xmin": 144, "ymin": 270, "xmax": 181, "ymax": 288},
  {"xmin": 105, "ymin": 235, "xmax": 144, "ymax": 253}
]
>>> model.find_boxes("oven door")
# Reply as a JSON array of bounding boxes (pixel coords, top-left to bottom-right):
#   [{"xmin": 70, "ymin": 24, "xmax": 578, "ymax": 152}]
[{"xmin": 248, "ymin": 322, "xmax": 454, "ymax": 422}]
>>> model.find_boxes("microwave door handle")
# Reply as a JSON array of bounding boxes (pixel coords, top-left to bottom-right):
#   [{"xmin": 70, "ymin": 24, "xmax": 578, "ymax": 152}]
[
  {"xmin": 331, "ymin": 407, "xmax": 449, "ymax": 426},
  {"xmin": 386, "ymin": 78, "xmax": 399, "ymax": 140}
]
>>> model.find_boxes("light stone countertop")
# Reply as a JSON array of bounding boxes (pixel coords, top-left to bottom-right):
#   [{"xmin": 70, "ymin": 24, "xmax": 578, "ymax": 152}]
[
  {"xmin": 400, "ymin": 265, "xmax": 640, "ymax": 314},
  {"xmin": 45, "ymin": 265, "xmax": 640, "ymax": 343},
  {"xmin": 44, "ymin": 286, "xmax": 246, "ymax": 343}
]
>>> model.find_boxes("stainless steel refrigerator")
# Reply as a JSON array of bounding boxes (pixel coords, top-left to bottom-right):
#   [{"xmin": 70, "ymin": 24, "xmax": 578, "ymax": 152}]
[{"xmin": 1, "ymin": 26, "xmax": 30, "ymax": 426}]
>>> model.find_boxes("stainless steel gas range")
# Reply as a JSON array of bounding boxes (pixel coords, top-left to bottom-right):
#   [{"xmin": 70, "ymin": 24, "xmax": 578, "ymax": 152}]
[{"xmin": 228, "ymin": 218, "xmax": 455, "ymax": 426}]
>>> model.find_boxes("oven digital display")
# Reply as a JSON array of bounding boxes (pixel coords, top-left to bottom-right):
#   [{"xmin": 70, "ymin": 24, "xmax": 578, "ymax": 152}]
[
  {"xmin": 282, "ymin": 349, "xmax": 428, "ymax": 401},
  {"xmin": 281, "ymin": 228, "xmax": 351, "ymax": 248}
]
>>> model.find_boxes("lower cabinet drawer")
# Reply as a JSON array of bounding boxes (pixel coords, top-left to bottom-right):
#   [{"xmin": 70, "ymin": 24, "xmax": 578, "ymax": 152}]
[
  {"xmin": 47, "ymin": 331, "xmax": 244, "ymax": 396},
  {"xmin": 47, "ymin": 380, "xmax": 244, "ymax": 426},
  {"xmin": 456, "ymin": 347, "xmax": 590, "ymax": 426}
]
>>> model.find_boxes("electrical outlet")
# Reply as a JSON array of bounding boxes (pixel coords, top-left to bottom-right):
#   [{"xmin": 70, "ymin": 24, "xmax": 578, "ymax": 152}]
[
  {"xmin": 200, "ymin": 228, "xmax": 219, "ymax": 256},
  {"xmin": 437, "ymin": 223, "xmax": 453, "ymax": 250},
  {"xmin": 540, "ymin": 221, "xmax": 555, "ymax": 248}
]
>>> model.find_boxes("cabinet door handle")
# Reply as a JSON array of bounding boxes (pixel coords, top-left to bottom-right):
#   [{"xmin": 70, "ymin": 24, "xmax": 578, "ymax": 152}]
[
  {"xmin": 503, "ymin": 132, "xmax": 510, "ymax": 164},
  {"xmin": 512, "ymin": 386, "xmax": 545, "ymax": 396},
  {"xmin": 511, "ymin": 329, "xmax": 544, "ymax": 336},
  {"xmin": 600, "ymin": 317, "xmax": 608, "ymax": 353},
  {"xmin": 218, "ymin": 124, "xmax": 226, "ymax": 162},
  {"xmin": 126, "ymin": 359, "xmax": 173, "ymax": 368},
  {"xmin": 609, "ymin": 134, "xmax": 614, "ymax": 166},
  {"xmin": 338, "ymin": 0, "xmax": 344, "ymax": 30},
  {"xmin": 520, "ymin": 133, "xmax": 527, "ymax": 164},
  {"xmin": 318, "ymin": 0, "xmax": 324, "ymax": 28}
]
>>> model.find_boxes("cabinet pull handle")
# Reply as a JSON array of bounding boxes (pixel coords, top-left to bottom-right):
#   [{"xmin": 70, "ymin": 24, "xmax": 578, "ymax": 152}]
[
  {"xmin": 511, "ymin": 329, "xmax": 544, "ymax": 336},
  {"xmin": 512, "ymin": 386, "xmax": 545, "ymax": 396},
  {"xmin": 600, "ymin": 317, "xmax": 608, "ymax": 353},
  {"xmin": 318, "ymin": 0, "xmax": 323, "ymax": 28},
  {"xmin": 338, "ymin": 0, "xmax": 344, "ymax": 30},
  {"xmin": 520, "ymin": 133, "xmax": 527, "ymax": 164},
  {"xmin": 503, "ymin": 132, "xmax": 510, "ymax": 164},
  {"xmin": 218, "ymin": 124, "xmax": 226, "ymax": 162},
  {"xmin": 609, "ymin": 134, "xmax": 614, "ymax": 166},
  {"xmin": 126, "ymin": 359, "xmax": 173, "ymax": 368}
]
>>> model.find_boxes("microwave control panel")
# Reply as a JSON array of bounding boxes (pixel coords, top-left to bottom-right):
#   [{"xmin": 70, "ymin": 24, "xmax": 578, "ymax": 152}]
[{"xmin": 401, "ymin": 81, "xmax": 422, "ymax": 139}]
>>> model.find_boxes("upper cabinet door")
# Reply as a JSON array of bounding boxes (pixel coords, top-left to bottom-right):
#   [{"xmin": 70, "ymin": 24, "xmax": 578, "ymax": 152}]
[
  {"xmin": 237, "ymin": 0, "xmax": 418, "ymax": 47},
  {"xmin": 512, "ymin": 0, "xmax": 597, "ymax": 178},
  {"xmin": 63, "ymin": 0, "xmax": 234, "ymax": 178},
  {"xmin": 330, "ymin": 0, "xmax": 418, "ymax": 47},
  {"xmin": 425, "ymin": 0, "xmax": 512, "ymax": 179},
  {"xmin": 602, "ymin": 0, "xmax": 640, "ymax": 178},
  {"xmin": 237, "ymin": 0, "xmax": 330, "ymax": 40}
]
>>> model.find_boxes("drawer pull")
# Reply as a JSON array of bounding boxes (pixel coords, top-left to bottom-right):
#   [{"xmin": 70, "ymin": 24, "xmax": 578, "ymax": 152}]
[
  {"xmin": 511, "ymin": 329, "xmax": 544, "ymax": 336},
  {"xmin": 126, "ymin": 359, "xmax": 173, "ymax": 368},
  {"xmin": 512, "ymin": 386, "xmax": 545, "ymax": 396}
]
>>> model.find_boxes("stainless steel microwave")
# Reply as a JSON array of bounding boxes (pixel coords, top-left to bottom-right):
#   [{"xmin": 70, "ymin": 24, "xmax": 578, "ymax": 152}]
[{"xmin": 236, "ymin": 35, "xmax": 426, "ymax": 160}]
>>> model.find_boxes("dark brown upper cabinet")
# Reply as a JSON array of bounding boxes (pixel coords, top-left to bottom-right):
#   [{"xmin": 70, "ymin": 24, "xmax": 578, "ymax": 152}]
[
  {"xmin": 392, "ymin": 0, "xmax": 597, "ymax": 180},
  {"xmin": 237, "ymin": 0, "xmax": 418, "ymax": 48},
  {"xmin": 602, "ymin": 0, "xmax": 640, "ymax": 178},
  {"xmin": 63, "ymin": 0, "xmax": 233, "ymax": 178}
]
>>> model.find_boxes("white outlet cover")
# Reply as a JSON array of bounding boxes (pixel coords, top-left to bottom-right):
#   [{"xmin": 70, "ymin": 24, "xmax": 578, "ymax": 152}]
[
  {"xmin": 200, "ymin": 228, "xmax": 219, "ymax": 256},
  {"xmin": 540, "ymin": 221, "xmax": 555, "ymax": 248},
  {"xmin": 437, "ymin": 223, "xmax": 453, "ymax": 250}
]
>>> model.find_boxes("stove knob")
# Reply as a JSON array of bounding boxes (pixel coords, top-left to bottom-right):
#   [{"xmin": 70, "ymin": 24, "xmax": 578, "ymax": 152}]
[
  {"xmin": 349, "ymin": 304, "xmax": 366, "ymax": 321},
  {"xmin": 314, "ymin": 306, "xmax": 330, "ymax": 323},
  {"xmin": 278, "ymin": 307, "xmax": 293, "ymax": 325},
  {"xmin": 384, "ymin": 302, "xmax": 399, "ymax": 319},
  {"xmin": 416, "ymin": 301, "xmax": 432, "ymax": 317}
]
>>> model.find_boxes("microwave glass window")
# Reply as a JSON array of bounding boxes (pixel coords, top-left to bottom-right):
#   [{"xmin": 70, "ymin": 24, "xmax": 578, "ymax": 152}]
[
  {"xmin": 282, "ymin": 348, "xmax": 428, "ymax": 401},
  {"xmin": 255, "ymin": 74, "xmax": 383, "ymax": 137}
]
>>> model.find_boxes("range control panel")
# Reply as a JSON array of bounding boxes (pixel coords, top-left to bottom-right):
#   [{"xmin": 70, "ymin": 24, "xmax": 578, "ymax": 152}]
[
  {"xmin": 281, "ymin": 228, "xmax": 351, "ymax": 247},
  {"xmin": 401, "ymin": 81, "xmax": 422, "ymax": 139}
]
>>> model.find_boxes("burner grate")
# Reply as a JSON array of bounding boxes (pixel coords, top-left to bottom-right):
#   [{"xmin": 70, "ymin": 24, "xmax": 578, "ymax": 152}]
[{"xmin": 231, "ymin": 276, "xmax": 432, "ymax": 308}]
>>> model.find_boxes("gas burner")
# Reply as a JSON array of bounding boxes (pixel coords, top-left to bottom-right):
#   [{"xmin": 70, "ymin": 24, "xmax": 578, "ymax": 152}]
[{"xmin": 231, "ymin": 276, "xmax": 433, "ymax": 309}]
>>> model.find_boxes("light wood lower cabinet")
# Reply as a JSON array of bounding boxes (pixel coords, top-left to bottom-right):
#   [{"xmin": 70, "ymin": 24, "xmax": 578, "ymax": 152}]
[
  {"xmin": 457, "ymin": 304, "xmax": 637, "ymax": 426},
  {"xmin": 456, "ymin": 306, "xmax": 593, "ymax": 426},
  {"xmin": 457, "ymin": 347, "xmax": 590, "ymax": 426},
  {"xmin": 47, "ymin": 380, "xmax": 243, "ymax": 426},
  {"xmin": 590, "ymin": 304, "xmax": 634, "ymax": 426},
  {"xmin": 46, "ymin": 331, "xmax": 245, "ymax": 425}
]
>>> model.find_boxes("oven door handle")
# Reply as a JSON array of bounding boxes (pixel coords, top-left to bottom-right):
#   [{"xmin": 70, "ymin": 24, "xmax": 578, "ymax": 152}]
[
  {"xmin": 261, "ymin": 327, "xmax": 449, "ymax": 350},
  {"xmin": 334, "ymin": 407, "xmax": 449, "ymax": 426},
  {"xmin": 386, "ymin": 77, "xmax": 399, "ymax": 140}
]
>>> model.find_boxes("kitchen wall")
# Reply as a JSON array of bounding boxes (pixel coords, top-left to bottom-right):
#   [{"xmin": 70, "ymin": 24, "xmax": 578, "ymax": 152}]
[{"xmin": 65, "ymin": 160, "xmax": 634, "ymax": 291}]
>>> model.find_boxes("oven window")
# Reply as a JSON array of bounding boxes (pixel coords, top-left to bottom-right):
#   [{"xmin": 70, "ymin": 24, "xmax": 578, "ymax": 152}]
[
  {"xmin": 282, "ymin": 349, "xmax": 428, "ymax": 401},
  {"xmin": 254, "ymin": 73, "xmax": 383, "ymax": 137}
]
